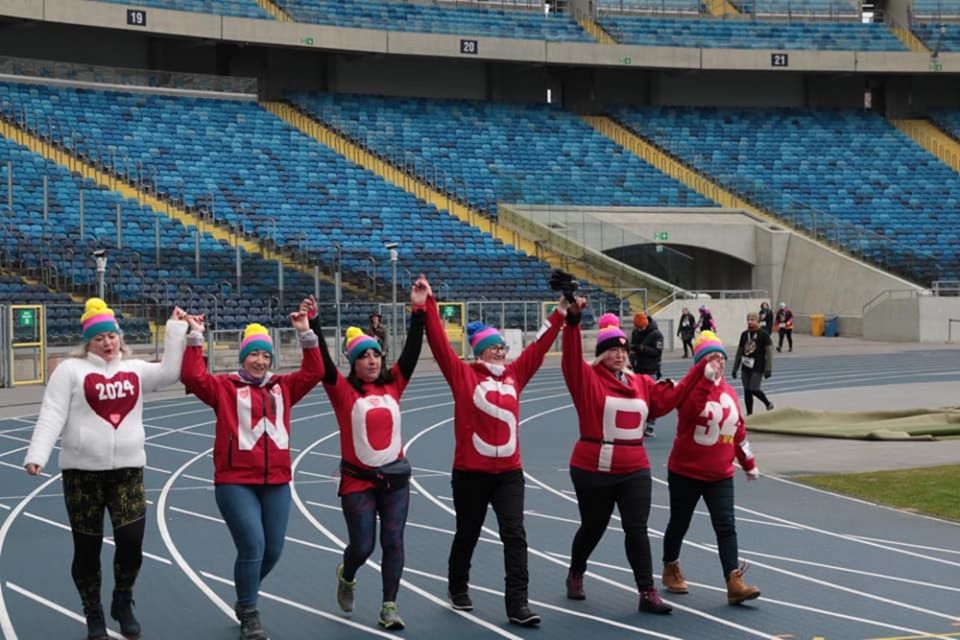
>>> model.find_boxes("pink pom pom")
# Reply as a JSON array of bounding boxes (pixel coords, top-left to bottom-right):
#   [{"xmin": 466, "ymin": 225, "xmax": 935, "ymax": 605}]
[{"xmin": 597, "ymin": 313, "xmax": 620, "ymax": 329}]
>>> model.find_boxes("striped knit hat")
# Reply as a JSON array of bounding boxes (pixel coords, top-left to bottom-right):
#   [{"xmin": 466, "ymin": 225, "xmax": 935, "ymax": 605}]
[
  {"xmin": 594, "ymin": 313, "xmax": 628, "ymax": 356},
  {"xmin": 80, "ymin": 298, "xmax": 120, "ymax": 342},
  {"xmin": 238, "ymin": 323, "xmax": 274, "ymax": 364},
  {"xmin": 693, "ymin": 330, "xmax": 726, "ymax": 364},
  {"xmin": 466, "ymin": 321, "xmax": 505, "ymax": 358},
  {"xmin": 345, "ymin": 326, "xmax": 381, "ymax": 366}
]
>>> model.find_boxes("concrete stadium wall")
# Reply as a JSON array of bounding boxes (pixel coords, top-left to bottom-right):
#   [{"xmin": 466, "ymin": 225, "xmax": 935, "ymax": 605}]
[
  {"xmin": 777, "ymin": 233, "xmax": 923, "ymax": 318},
  {"xmin": 866, "ymin": 296, "xmax": 960, "ymax": 342}
]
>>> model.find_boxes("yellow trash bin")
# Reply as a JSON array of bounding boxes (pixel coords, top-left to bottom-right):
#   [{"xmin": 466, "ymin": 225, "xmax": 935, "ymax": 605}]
[{"xmin": 810, "ymin": 313, "xmax": 825, "ymax": 337}]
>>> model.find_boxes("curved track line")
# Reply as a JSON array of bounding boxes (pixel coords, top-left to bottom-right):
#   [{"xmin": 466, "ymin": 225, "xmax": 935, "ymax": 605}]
[{"xmin": 0, "ymin": 473, "xmax": 61, "ymax": 640}]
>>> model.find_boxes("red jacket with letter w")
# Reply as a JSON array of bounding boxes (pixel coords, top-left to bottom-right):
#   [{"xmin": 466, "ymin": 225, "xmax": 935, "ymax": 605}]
[
  {"xmin": 180, "ymin": 332, "xmax": 323, "ymax": 485},
  {"xmin": 669, "ymin": 374, "xmax": 757, "ymax": 482},
  {"xmin": 425, "ymin": 295, "xmax": 564, "ymax": 473},
  {"xmin": 561, "ymin": 322, "xmax": 704, "ymax": 474}
]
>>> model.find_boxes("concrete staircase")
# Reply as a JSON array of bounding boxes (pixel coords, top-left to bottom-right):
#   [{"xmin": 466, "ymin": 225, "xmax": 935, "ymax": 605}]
[{"xmin": 891, "ymin": 118, "xmax": 960, "ymax": 172}]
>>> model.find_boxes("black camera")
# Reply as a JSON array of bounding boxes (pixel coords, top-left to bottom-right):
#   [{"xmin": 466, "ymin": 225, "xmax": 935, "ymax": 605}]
[{"xmin": 548, "ymin": 269, "xmax": 579, "ymax": 303}]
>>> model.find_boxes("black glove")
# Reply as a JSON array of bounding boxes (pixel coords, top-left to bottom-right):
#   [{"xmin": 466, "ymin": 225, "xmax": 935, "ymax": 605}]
[
  {"xmin": 565, "ymin": 305, "xmax": 582, "ymax": 326},
  {"xmin": 764, "ymin": 371, "xmax": 772, "ymax": 379},
  {"xmin": 549, "ymin": 269, "xmax": 579, "ymax": 304},
  {"xmin": 731, "ymin": 370, "xmax": 738, "ymax": 379}
]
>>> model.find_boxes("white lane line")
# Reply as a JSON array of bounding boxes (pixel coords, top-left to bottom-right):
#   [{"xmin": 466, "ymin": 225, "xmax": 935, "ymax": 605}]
[
  {"xmin": 763, "ymin": 475, "xmax": 960, "ymax": 529},
  {"xmin": 200, "ymin": 572, "xmax": 398, "ymax": 638},
  {"xmin": 4, "ymin": 582, "xmax": 125, "ymax": 639},
  {"xmin": 297, "ymin": 470, "xmax": 337, "ymax": 480},
  {"xmin": 146, "ymin": 442, "xmax": 203, "ymax": 455},
  {"xmin": 734, "ymin": 548, "xmax": 960, "ymax": 593},
  {"xmin": 0, "ymin": 505, "xmax": 8, "ymax": 511},
  {"xmin": 404, "ymin": 398, "xmax": 780, "ymax": 640},
  {"xmin": 182, "ymin": 474, "xmax": 213, "ymax": 484},
  {"xmin": 543, "ymin": 552, "xmax": 954, "ymax": 638},
  {"xmin": 290, "ymin": 420, "xmax": 527, "ymax": 640},
  {"xmin": 0, "ymin": 473, "xmax": 61, "ymax": 640},
  {"xmin": 144, "ymin": 465, "xmax": 171, "ymax": 475},
  {"xmin": 156, "ymin": 448, "xmax": 235, "ymax": 620},
  {"xmin": 0, "ymin": 461, "xmax": 50, "ymax": 477},
  {"xmin": 19, "ymin": 512, "xmax": 171, "ymax": 565},
  {"xmin": 647, "ymin": 503, "xmax": 802, "ymax": 531},
  {"xmin": 847, "ymin": 536, "xmax": 960, "ymax": 556}
]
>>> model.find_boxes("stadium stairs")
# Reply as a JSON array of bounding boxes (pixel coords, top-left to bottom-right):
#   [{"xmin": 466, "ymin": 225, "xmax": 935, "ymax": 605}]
[
  {"xmin": 257, "ymin": 0, "xmax": 293, "ymax": 21},
  {"xmin": 890, "ymin": 25, "xmax": 930, "ymax": 52},
  {"xmin": 0, "ymin": 115, "xmax": 364, "ymax": 298},
  {"xmin": 575, "ymin": 13, "xmax": 618, "ymax": 44},
  {"xmin": 704, "ymin": 0, "xmax": 740, "ymax": 17},
  {"xmin": 264, "ymin": 100, "xmax": 657, "ymax": 308},
  {"xmin": 890, "ymin": 118, "xmax": 960, "ymax": 172}
]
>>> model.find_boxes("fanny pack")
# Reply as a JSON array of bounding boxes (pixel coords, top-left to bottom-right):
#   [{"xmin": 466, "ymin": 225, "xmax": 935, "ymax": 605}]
[
  {"xmin": 578, "ymin": 436, "xmax": 645, "ymax": 447},
  {"xmin": 340, "ymin": 458, "xmax": 412, "ymax": 489}
]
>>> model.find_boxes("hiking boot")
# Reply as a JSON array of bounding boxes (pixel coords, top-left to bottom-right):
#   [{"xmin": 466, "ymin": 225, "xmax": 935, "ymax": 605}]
[
  {"xmin": 644, "ymin": 424, "xmax": 656, "ymax": 437},
  {"xmin": 110, "ymin": 591, "xmax": 141, "ymax": 638},
  {"xmin": 507, "ymin": 604, "xmax": 541, "ymax": 627},
  {"xmin": 662, "ymin": 561, "xmax": 689, "ymax": 594},
  {"xmin": 638, "ymin": 588, "xmax": 673, "ymax": 614},
  {"xmin": 83, "ymin": 604, "xmax": 108, "ymax": 640},
  {"xmin": 566, "ymin": 570, "xmax": 586, "ymax": 600},
  {"xmin": 776, "ymin": 346, "xmax": 782, "ymax": 353},
  {"xmin": 448, "ymin": 590, "xmax": 474, "ymax": 611},
  {"xmin": 378, "ymin": 602, "xmax": 405, "ymax": 630},
  {"xmin": 727, "ymin": 562, "xmax": 761, "ymax": 605},
  {"xmin": 765, "ymin": 401, "xmax": 775, "ymax": 411},
  {"xmin": 235, "ymin": 606, "xmax": 268, "ymax": 640},
  {"xmin": 336, "ymin": 563, "xmax": 357, "ymax": 613}
]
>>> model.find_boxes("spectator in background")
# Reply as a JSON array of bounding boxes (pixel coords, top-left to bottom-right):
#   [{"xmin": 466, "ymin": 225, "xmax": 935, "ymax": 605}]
[
  {"xmin": 677, "ymin": 307, "xmax": 696, "ymax": 359},
  {"xmin": 698, "ymin": 305, "xmax": 717, "ymax": 335},
  {"xmin": 732, "ymin": 313, "xmax": 774, "ymax": 416},
  {"xmin": 758, "ymin": 302, "xmax": 774, "ymax": 335},
  {"xmin": 630, "ymin": 312, "xmax": 664, "ymax": 437},
  {"xmin": 367, "ymin": 312, "xmax": 389, "ymax": 364},
  {"xmin": 774, "ymin": 303, "xmax": 794, "ymax": 353}
]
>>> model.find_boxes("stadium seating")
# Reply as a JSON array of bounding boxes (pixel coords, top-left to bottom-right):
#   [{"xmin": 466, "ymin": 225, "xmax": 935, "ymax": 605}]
[
  {"xmin": 607, "ymin": 105, "xmax": 956, "ymax": 282},
  {"xmin": 598, "ymin": 15, "xmax": 907, "ymax": 49},
  {"xmin": 288, "ymin": 91, "xmax": 715, "ymax": 216},
  {"xmin": 278, "ymin": 0, "xmax": 592, "ymax": 41},
  {"xmin": 597, "ymin": 0, "xmax": 858, "ymax": 16},
  {"xmin": 913, "ymin": 22, "xmax": 960, "ymax": 51},
  {"xmin": 911, "ymin": 0, "xmax": 960, "ymax": 18},
  {"xmin": 96, "ymin": 0, "xmax": 272, "ymax": 19},
  {"xmin": 0, "ymin": 82, "xmax": 579, "ymax": 308}
]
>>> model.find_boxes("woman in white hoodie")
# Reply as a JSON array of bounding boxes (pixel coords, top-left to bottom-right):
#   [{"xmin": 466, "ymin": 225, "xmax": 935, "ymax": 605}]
[{"xmin": 24, "ymin": 298, "xmax": 188, "ymax": 640}]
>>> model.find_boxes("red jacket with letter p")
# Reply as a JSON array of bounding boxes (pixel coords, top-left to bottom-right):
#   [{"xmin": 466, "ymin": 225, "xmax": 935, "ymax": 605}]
[
  {"xmin": 669, "ymin": 375, "xmax": 757, "ymax": 482},
  {"xmin": 180, "ymin": 333, "xmax": 323, "ymax": 485}
]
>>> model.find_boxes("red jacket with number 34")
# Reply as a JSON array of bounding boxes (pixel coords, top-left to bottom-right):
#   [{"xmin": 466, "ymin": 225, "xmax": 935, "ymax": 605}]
[{"xmin": 180, "ymin": 332, "xmax": 324, "ymax": 485}]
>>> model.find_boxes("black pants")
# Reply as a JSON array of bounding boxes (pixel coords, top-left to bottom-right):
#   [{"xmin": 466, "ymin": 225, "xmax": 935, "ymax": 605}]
[
  {"xmin": 62, "ymin": 468, "xmax": 146, "ymax": 608},
  {"xmin": 778, "ymin": 328, "xmax": 793, "ymax": 351},
  {"xmin": 448, "ymin": 469, "xmax": 528, "ymax": 611},
  {"xmin": 569, "ymin": 467, "xmax": 654, "ymax": 591},
  {"xmin": 662, "ymin": 472, "xmax": 739, "ymax": 580},
  {"xmin": 681, "ymin": 336, "xmax": 694, "ymax": 357},
  {"xmin": 741, "ymin": 369, "xmax": 771, "ymax": 415}
]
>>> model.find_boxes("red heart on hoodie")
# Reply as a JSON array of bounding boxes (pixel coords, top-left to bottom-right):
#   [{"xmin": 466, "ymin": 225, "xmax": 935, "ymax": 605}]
[{"xmin": 83, "ymin": 372, "xmax": 141, "ymax": 429}]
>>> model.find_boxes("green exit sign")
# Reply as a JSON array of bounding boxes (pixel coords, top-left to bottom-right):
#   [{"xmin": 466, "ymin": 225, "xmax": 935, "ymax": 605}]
[
  {"xmin": 654, "ymin": 231, "xmax": 669, "ymax": 241},
  {"xmin": 930, "ymin": 60, "xmax": 943, "ymax": 72},
  {"xmin": 439, "ymin": 304, "xmax": 459, "ymax": 321},
  {"xmin": 300, "ymin": 36, "xmax": 315, "ymax": 46},
  {"xmin": 15, "ymin": 309, "xmax": 35, "ymax": 327}
]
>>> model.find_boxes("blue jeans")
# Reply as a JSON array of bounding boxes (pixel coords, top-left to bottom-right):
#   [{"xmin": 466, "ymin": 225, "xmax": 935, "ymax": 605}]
[{"xmin": 215, "ymin": 483, "xmax": 292, "ymax": 607}]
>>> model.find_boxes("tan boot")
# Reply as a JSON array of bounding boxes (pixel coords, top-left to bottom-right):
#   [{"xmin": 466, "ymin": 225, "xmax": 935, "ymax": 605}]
[
  {"xmin": 726, "ymin": 562, "xmax": 760, "ymax": 605},
  {"xmin": 662, "ymin": 561, "xmax": 689, "ymax": 594}
]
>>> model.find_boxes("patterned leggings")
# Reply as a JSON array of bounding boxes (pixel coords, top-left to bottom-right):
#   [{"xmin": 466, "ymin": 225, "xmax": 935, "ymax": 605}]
[
  {"xmin": 62, "ymin": 468, "xmax": 146, "ymax": 608},
  {"xmin": 340, "ymin": 484, "xmax": 410, "ymax": 602}
]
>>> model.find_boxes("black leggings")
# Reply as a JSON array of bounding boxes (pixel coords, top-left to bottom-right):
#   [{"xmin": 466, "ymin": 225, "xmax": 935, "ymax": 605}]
[
  {"xmin": 778, "ymin": 329, "xmax": 793, "ymax": 350},
  {"xmin": 341, "ymin": 484, "xmax": 409, "ymax": 602},
  {"xmin": 62, "ymin": 468, "xmax": 146, "ymax": 608},
  {"xmin": 569, "ymin": 467, "xmax": 654, "ymax": 591},
  {"xmin": 681, "ymin": 337, "xmax": 694, "ymax": 357},
  {"xmin": 662, "ymin": 472, "xmax": 739, "ymax": 579}
]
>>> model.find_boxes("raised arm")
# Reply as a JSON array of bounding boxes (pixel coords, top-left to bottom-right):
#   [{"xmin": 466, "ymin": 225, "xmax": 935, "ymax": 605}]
[
  {"xmin": 512, "ymin": 293, "xmax": 567, "ymax": 389},
  {"xmin": 306, "ymin": 297, "xmax": 341, "ymax": 387},
  {"xmin": 423, "ymin": 277, "xmax": 468, "ymax": 386},
  {"xmin": 394, "ymin": 278, "xmax": 428, "ymax": 382},
  {"xmin": 139, "ymin": 307, "xmax": 189, "ymax": 391},
  {"xmin": 24, "ymin": 361, "xmax": 73, "ymax": 473},
  {"xmin": 282, "ymin": 301, "xmax": 325, "ymax": 406},
  {"xmin": 561, "ymin": 298, "xmax": 593, "ymax": 400},
  {"xmin": 180, "ymin": 313, "xmax": 220, "ymax": 406}
]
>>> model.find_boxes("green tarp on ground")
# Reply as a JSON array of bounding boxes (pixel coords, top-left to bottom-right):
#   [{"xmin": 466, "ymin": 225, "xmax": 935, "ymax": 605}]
[{"xmin": 746, "ymin": 407, "xmax": 960, "ymax": 440}]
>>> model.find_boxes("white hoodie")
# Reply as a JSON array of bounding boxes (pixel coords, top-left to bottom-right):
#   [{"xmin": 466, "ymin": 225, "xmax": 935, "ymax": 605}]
[{"xmin": 24, "ymin": 319, "xmax": 188, "ymax": 471}]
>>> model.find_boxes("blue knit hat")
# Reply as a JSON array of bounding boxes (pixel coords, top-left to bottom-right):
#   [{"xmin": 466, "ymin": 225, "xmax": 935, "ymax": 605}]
[{"xmin": 466, "ymin": 321, "xmax": 505, "ymax": 358}]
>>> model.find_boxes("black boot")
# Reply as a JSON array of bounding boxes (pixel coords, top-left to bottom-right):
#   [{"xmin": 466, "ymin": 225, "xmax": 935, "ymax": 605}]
[
  {"xmin": 235, "ymin": 605, "xmax": 269, "ymax": 640},
  {"xmin": 83, "ymin": 604, "xmax": 108, "ymax": 640},
  {"xmin": 110, "ymin": 591, "xmax": 141, "ymax": 638}
]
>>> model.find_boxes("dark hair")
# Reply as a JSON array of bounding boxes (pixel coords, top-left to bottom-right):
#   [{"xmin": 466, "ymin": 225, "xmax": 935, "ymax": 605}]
[{"xmin": 347, "ymin": 357, "xmax": 394, "ymax": 393}]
